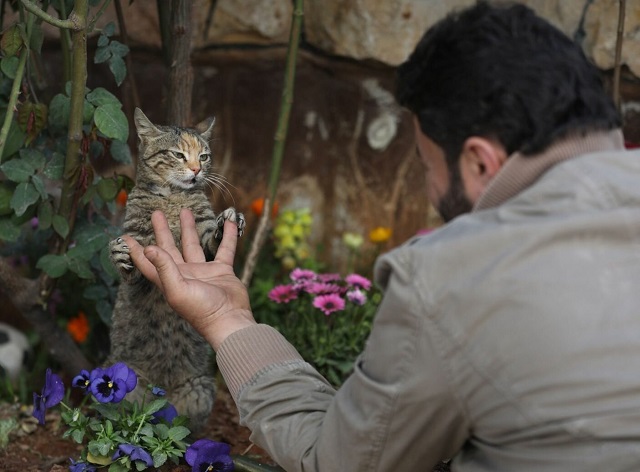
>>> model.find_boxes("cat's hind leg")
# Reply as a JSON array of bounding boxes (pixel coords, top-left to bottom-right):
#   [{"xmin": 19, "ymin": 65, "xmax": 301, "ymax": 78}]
[{"xmin": 170, "ymin": 375, "xmax": 216, "ymax": 434}]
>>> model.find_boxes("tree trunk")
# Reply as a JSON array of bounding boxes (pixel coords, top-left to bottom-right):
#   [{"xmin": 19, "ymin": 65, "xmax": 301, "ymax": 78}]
[{"xmin": 165, "ymin": 0, "xmax": 193, "ymax": 126}]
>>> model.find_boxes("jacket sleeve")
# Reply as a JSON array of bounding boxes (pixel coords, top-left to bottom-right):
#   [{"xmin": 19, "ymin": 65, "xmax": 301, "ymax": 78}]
[{"xmin": 216, "ymin": 247, "xmax": 470, "ymax": 471}]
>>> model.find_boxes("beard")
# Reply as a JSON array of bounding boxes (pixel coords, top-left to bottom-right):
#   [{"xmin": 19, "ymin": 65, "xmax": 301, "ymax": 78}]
[{"xmin": 436, "ymin": 163, "xmax": 473, "ymax": 223}]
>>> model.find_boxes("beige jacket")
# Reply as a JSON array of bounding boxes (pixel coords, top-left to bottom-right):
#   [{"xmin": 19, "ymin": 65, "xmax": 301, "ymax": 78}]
[{"xmin": 218, "ymin": 129, "xmax": 640, "ymax": 471}]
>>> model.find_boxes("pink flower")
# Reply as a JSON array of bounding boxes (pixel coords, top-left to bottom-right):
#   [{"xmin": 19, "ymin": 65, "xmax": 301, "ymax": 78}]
[
  {"xmin": 317, "ymin": 273, "xmax": 341, "ymax": 283},
  {"xmin": 290, "ymin": 268, "xmax": 316, "ymax": 282},
  {"xmin": 305, "ymin": 282, "xmax": 342, "ymax": 295},
  {"xmin": 268, "ymin": 285, "xmax": 298, "ymax": 303},
  {"xmin": 345, "ymin": 273, "xmax": 372, "ymax": 291},
  {"xmin": 347, "ymin": 289, "xmax": 367, "ymax": 306},
  {"xmin": 312, "ymin": 294, "xmax": 345, "ymax": 316}
]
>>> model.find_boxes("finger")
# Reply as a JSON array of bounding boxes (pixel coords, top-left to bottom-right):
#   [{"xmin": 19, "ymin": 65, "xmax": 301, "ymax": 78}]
[
  {"xmin": 180, "ymin": 208, "xmax": 206, "ymax": 263},
  {"xmin": 122, "ymin": 235, "xmax": 161, "ymax": 286},
  {"xmin": 143, "ymin": 245, "xmax": 189, "ymax": 305},
  {"xmin": 151, "ymin": 210, "xmax": 184, "ymax": 262},
  {"xmin": 214, "ymin": 219, "xmax": 238, "ymax": 267}
]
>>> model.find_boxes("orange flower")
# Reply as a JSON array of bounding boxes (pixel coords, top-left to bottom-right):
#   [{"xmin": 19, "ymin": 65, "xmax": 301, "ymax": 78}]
[
  {"xmin": 369, "ymin": 226, "xmax": 392, "ymax": 244},
  {"xmin": 116, "ymin": 189, "xmax": 128, "ymax": 207},
  {"xmin": 67, "ymin": 311, "xmax": 90, "ymax": 343},
  {"xmin": 250, "ymin": 197, "xmax": 279, "ymax": 217}
]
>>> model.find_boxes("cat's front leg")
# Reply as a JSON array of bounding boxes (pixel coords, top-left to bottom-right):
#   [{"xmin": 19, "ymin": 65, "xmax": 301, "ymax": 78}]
[
  {"xmin": 214, "ymin": 207, "xmax": 246, "ymax": 240},
  {"xmin": 109, "ymin": 237, "xmax": 140, "ymax": 283}
]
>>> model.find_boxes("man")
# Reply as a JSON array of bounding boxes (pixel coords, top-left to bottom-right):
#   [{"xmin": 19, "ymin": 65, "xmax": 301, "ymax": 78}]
[{"xmin": 123, "ymin": 2, "xmax": 640, "ymax": 471}]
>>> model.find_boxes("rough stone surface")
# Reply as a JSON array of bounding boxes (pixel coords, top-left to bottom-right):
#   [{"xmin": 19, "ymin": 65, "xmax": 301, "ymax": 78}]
[
  {"xmin": 583, "ymin": 0, "xmax": 640, "ymax": 77},
  {"xmin": 304, "ymin": 0, "xmax": 476, "ymax": 66}
]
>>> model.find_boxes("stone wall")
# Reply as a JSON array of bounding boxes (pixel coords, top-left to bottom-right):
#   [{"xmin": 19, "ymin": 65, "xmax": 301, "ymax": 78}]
[{"xmin": 23, "ymin": 1, "xmax": 640, "ymax": 266}]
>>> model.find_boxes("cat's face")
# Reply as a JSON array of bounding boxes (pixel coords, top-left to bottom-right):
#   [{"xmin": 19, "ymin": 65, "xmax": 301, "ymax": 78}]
[{"xmin": 133, "ymin": 108, "xmax": 215, "ymax": 191}]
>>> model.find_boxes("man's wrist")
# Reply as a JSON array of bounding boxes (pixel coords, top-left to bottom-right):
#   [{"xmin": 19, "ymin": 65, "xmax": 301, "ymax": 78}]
[{"xmin": 207, "ymin": 310, "xmax": 256, "ymax": 351}]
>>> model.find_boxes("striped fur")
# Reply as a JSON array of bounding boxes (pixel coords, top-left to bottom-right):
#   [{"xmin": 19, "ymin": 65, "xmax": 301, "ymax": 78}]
[{"xmin": 108, "ymin": 108, "xmax": 245, "ymax": 433}]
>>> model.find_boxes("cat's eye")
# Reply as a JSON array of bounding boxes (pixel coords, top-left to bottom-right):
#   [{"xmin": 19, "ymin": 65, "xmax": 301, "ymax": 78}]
[
  {"xmin": 174, "ymin": 151, "xmax": 186, "ymax": 161},
  {"xmin": 199, "ymin": 153, "xmax": 210, "ymax": 162}
]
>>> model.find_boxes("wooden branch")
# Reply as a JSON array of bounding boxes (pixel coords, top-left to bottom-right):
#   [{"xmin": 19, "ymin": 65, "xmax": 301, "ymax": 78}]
[
  {"xmin": 240, "ymin": 197, "xmax": 272, "ymax": 287},
  {"xmin": 0, "ymin": 46, "xmax": 28, "ymax": 163},
  {"xmin": 166, "ymin": 0, "xmax": 193, "ymax": 126}
]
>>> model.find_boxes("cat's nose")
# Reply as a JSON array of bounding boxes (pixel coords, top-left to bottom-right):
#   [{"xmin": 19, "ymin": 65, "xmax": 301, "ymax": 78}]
[{"xmin": 190, "ymin": 167, "xmax": 201, "ymax": 175}]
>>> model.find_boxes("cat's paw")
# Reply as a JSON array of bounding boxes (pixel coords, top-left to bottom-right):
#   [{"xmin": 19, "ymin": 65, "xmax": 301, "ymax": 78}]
[
  {"xmin": 109, "ymin": 237, "xmax": 135, "ymax": 278},
  {"xmin": 214, "ymin": 207, "xmax": 246, "ymax": 240}
]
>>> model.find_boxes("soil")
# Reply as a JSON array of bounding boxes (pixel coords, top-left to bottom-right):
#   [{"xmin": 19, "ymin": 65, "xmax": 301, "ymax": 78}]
[
  {"xmin": 0, "ymin": 383, "xmax": 276, "ymax": 472},
  {"xmin": 0, "ymin": 382, "xmax": 452, "ymax": 472}
]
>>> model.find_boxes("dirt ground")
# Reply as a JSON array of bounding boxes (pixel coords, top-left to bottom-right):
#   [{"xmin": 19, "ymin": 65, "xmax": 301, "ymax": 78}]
[{"xmin": 0, "ymin": 383, "xmax": 276, "ymax": 472}]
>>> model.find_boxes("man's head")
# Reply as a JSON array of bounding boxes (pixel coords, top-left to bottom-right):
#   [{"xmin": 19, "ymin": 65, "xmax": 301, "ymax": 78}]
[{"xmin": 396, "ymin": 2, "xmax": 620, "ymax": 221}]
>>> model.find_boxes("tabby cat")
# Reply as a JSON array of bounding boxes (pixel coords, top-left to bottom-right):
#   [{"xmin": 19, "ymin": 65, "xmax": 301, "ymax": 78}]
[{"xmin": 108, "ymin": 108, "xmax": 245, "ymax": 432}]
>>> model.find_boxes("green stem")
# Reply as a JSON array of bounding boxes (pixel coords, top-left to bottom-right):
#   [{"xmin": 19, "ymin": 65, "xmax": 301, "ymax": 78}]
[
  {"xmin": 86, "ymin": 0, "xmax": 111, "ymax": 33},
  {"xmin": 0, "ymin": 11, "xmax": 34, "ymax": 163},
  {"xmin": 0, "ymin": 48, "xmax": 27, "ymax": 163},
  {"xmin": 20, "ymin": 0, "xmax": 76, "ymax": 29}
]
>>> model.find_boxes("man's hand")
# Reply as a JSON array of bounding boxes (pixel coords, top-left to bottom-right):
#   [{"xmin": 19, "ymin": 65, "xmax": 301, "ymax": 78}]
[{"xmin": 123, "ymin": 209, "xmax": 256, "ymax": 350}]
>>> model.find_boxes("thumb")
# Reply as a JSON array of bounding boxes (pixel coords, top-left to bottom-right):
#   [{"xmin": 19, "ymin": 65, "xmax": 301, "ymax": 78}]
[{"xmin": 143, "ymin": 245, "xmax": 187, "ymax": 296}]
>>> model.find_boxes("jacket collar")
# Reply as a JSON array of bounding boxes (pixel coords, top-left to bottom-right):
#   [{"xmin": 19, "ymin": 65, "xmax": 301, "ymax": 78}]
[{"xmin": 474, "ymin": 129, "xmax": 625, "ymax": 211}]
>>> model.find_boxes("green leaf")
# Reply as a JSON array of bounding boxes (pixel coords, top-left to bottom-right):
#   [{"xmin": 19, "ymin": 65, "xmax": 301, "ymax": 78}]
[
  {"xmin": 71, "ymin": 428, "xmax": 85, "ymax": 444},
  {"xmin": 37, "ymin": 200, "xmax": 53, "ymax": 229},
  {"xmin": 109, "ymin": 40, "xmax": 129, "ymax": 58},
  {"xmin": 0, "ymin": 56, "xmax": 19, "ymax": 79},
  {"xmin": 94, "ymin": 46, "xmax": 111, "ymax": 64},
  {"xmin": 97, "ymin": 177, "xmax": 119, "ymax": 201},
  {"xmin": 97, "ymin": 34, "xmax": 109, "ymax": 47},
  {"xmin": 19, "ymin": 148, "xmax": 45, "ymax": 171},
  {"xmin": 109, "ymin": 140, "xmax": 132, "ymax": 164},
  {"xmin": 48, "ymin": 93, "xmax": 70, "ymax": 129},
  {"xmin": 86, "ymin": 87, "xmax": 121, "ymax": 108},
  {"xmin": 52, "ymin": 214, "xmax": 69, "ymax": 238},
  {"xmin": 83, "ymin": 284, "xmax": 108, "ymax": 300},
  {"xmin": 108, "ymin": 55, "xmax": 127, "ymax": 87},
  {"xmin": 75, "ymin": 222, "xmax": 110, "ymax": 252},
  {"xmin": 0, "ymin": 217, "xmax": 20, "ymax": 242},
  {"xmin": 144, "ymin": 399, "xmax": 168, "ymax": 416},
  {"xmin": 167, "ymin": 425, "xmax": 190, "ymax": 442},
  {"xmin": 43, "ymin": 152, "xmax": 65, "ymax": 179},
  {"xmin": 1, "ymin": 25, "xmax": 23, "ymax": 57},
  {"xmin": 11, "ymin": 182, "xmax": 39, "ymax": 216},
  {"xmin": 97, "ymin": 301, "xmax": 113, "ymax": 326},
  {"xmin": 29, "ymin": 24, "xmax": 44, "ymax": 54},
  {"xmin": 91, "ymin": 403, "xmax": 119, "ymax": 421},
  {"xmin": 103, "ymin": 22, "xmax": 116, "ymax": 37},
  {"xmin": 0, "ymin": 117, "xmax": 25, "ymax": 160},
  {"xmin": 152, "ymin": 452, "xmax": 168, "ymax": 468},
  {"xmin": 31, "ymin": 174, "xmax": 48, "ymax": 200},
  {"xmin": 0, "ymin": 183, "xmax": 14, "ymax": 215},
  {"xmin": 83, "ymin": 99, "xmax": 96, "ymax": 124},
  {"xmin": 68, "ymin": 256, "xmax": 94, "ymax": 279},
  {"xmin": 1, "ymin": 159, "xmax": 35, "ymax": 183},
  {"xmin": 100, "ymin": 245, "xmax": 119, "ymax": 279},
  {"xmin": 68, "ymin": 243, "xmax": 96, "ymax": 262},
  {"xmin": 36, "ymin": 254, "xmax": 68, "ymax": 277},
  {"xmin": 94, "ymin": 104, "xmax": 129, "ymax": 142}
]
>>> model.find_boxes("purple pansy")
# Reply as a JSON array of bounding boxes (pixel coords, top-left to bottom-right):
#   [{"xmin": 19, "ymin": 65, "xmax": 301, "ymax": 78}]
[
  {"xmin": 112, "ymin": 443, "xmax": 153, "ymax": 467},
  {"xmin": 69, "ymin": 458, "xmax": 96, "ymax": 472},
  {"xmin": 152, "ymin": 403, "xmax": 178, "ymax": 424},
  {"xmin": 90, "ymin": 363, "xmax": 137, "ymax": 404},
  {"xmin": 71, "ymin": 370, "xmax": 92, "ymax": 394},
  {"xmin": 151, "ymin": 386, "xmax": 166, "ymax": 396},
  {"xmin": 185, "ymin": 439, "xmax": 234, "ymax": 472},
  {"xmin": 33, "ymin": 368, "xmax": 65, "ymax": 425}
]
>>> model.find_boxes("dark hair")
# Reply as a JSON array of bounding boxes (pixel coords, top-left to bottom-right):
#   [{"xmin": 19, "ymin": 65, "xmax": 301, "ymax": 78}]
[{"xmin": 396, "ymin": 2, "xmax": 621, "ymax": 163}]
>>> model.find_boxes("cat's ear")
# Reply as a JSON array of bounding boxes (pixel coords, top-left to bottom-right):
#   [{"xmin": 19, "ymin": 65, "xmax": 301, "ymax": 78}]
[
  {"xmin": 195, "ymin": 116, "xmax": 216, "ymax": 142},
  {"xmin": 134, "ymin": 108, "xmax": 162, "ymax": 140}
]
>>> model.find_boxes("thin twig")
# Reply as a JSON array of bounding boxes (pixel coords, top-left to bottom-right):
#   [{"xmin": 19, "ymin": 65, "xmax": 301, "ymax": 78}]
[
  {"xmin": 114, "ymin": 0, "xmax": 140, "ymax": 108},
  {"xmin": 613, "ymin": 0, "xmax": 626, "ymax": 111},
  {"xmin": 240, "ymin": 0, "xmax": 304, "ymax": 286},
  {"xmin": 87, "ymin": 0, "xmax": 111, "ymax": 33}
]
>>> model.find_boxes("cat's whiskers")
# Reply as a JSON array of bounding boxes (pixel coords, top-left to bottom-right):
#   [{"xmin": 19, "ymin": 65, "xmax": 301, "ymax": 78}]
[{"xmin": 204, "ymin": 174, "xmax": 235, "ymax": 204}]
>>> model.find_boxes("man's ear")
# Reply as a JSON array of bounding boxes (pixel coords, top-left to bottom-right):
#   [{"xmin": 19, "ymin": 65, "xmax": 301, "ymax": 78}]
[{"xmin": 459, "ymin": 136, "xmax": 508, "ymax": 201}]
